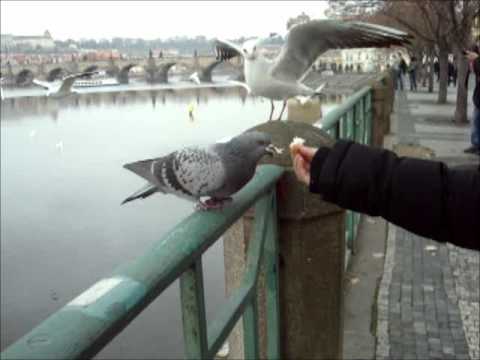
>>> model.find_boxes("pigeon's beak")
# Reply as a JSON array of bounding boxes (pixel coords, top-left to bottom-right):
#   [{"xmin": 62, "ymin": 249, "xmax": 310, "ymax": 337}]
[{"xmin": 265, "ymin": 144, "xmax": 283, "ymax": 156}]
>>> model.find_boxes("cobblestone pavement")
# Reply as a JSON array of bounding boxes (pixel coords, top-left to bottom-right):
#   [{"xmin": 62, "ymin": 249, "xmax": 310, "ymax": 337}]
[{"xmin": 376, "ymin": 86, "xmax": 479, "ymax": 360}]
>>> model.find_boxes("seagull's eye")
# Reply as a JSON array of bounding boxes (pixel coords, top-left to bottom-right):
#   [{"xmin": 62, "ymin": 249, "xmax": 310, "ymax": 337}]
[
  {"xmin": 253, "ymin": 46, "xmax": 257, "ymax": 52},
  {"xmin": 243, "ymin": 49, "xmax": 247, "ymax": 53}
]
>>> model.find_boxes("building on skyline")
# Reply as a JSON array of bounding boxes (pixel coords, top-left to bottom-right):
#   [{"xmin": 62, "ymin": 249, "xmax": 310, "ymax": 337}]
[{"xmin": 1, "ymin": 30, "xmax": 55, "ymax": 51}]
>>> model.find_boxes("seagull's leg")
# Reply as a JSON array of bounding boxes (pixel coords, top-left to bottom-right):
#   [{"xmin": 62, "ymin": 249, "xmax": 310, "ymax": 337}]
[
  {"xmin": 276, "ymin": 100, "xmax": 287, "ymax": 121},
  {"xmin": 269, "ymin": 100, "xmax": 275, "ymax": 121}
]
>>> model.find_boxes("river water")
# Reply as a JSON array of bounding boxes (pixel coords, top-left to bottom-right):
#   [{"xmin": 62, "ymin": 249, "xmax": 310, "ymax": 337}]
[{"xmin": 0, "ymin": 82, "xmax": 340, "ymax": 358}]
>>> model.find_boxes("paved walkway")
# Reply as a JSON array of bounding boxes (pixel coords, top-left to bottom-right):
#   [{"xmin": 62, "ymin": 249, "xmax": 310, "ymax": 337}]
[{"xmin": 375, "ymin": 86, "xmax": 479, "ymax": 360}]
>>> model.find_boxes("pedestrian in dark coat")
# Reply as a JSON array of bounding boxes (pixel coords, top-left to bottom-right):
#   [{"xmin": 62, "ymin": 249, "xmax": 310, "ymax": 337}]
[
  {"xmin": 464, "ymin": 45, "xmax": 480, "ymax": 155},
  {"xmin": 292, "ymin": 141, "xmax": 480, "ymax": 251},
  {"xmin": 434, "ymin": 60, "xmax": 440, "ymax": 82}
]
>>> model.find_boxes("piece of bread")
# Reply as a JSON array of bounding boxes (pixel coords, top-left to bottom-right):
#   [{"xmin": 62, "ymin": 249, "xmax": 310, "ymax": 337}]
[{"xmin": 289, "ymin": 137, "xmax": 305, "ymax": 159}]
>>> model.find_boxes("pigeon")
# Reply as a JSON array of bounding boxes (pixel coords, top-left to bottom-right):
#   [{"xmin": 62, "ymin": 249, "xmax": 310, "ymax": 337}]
[
  {"xmin": 33, "ymin": 70, "xmax": 99, "ymax": 98},
  {"xmin": 215, "ymin": 20, "xmax": 411, "ymax": 121},
  {"xmin": 121, "ymin": 131, "xmax": 280, "ymax": 210}
]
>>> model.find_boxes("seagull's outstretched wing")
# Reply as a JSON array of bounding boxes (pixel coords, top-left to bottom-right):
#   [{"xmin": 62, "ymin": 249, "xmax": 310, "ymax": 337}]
[
  {"xmin": 226, "ymin": 80, "xmax": 251, "ymax": 94},
  {"xmin": 189, "ymin": 72, "xmax": 201, "ymax": 85},
  {"xmin": 214, "ymin": 39, "xmax": 243, "ymax": 61},
  {"xmin": 270, "ymin": 20, "xmax": 411, "ymax": 82},
  {"xmin": 57, "ymin": 71, "xmax": 98, "ymax": 94},
  {"xmin": 32, "ymin": 79, "xmax": 52, "ymax": 90}
]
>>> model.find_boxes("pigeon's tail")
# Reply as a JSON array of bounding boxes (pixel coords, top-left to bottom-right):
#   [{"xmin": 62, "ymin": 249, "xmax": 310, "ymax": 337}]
[
  {"xmin": 123, "ymin": 158, "xmax": 159, "ymax": 184},
  {"xmin": 121, "ymin": 183, "xmax": 158, "ymax": 205}
]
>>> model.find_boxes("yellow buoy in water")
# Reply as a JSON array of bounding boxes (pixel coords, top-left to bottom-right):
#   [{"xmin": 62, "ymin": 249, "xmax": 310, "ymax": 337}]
[{"xmin": 188, "ymin": 102, "xmax": 195, "ymax": 121}]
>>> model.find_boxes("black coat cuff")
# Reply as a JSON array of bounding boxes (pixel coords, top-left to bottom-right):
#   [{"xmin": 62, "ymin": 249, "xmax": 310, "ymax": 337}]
[{"xmin": 309, "ymin": 147, "xmax": 330, "ymax": 193}]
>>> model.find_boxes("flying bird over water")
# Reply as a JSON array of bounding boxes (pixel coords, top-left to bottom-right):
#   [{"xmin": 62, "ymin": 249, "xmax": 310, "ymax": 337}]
[
  {"xmin": 33, "ymin": 70, "xmax": 98, "ymax": 98},
  {"xmin": 215, "ymin": 20, "xmax": 411, "ymax": 121},
  {"xmin": 121, "ymin": 131, "xmax": 281, "ymax": 210}
]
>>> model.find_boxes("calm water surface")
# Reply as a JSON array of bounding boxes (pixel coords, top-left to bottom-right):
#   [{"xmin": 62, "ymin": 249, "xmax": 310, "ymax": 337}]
[{"xmin": 1, "ymin": 84, "xmax": 340, "ymax": 358}]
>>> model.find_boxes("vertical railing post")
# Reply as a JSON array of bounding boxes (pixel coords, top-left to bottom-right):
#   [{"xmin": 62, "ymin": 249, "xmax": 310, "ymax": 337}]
[
  {"xmin": 265, "ymin": 194, "xmax": 280, "ymax": 359},
  {"xmin": 346, "ymin": 108, "xmax": 354, "ymax": 140},
  {"xmin": 355, "ymin": 96, "xmax": 365, "ymax": 144},
  {"xmin": 365, "ymin": 91, "xmax": 373, "ymax": 145},
  {"xmin": 243, "ymin": 297, "xmax": 260, "ymax": 359},
  {"xmin": 180, "ymin": 259, "xmax": 208, "ymax": 359}
]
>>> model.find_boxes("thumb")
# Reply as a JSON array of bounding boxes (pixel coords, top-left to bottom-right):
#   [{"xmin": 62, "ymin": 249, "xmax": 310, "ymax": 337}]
[{"xmin": 297, "ymin": 146, "xmax": 317, "ymax": 162}]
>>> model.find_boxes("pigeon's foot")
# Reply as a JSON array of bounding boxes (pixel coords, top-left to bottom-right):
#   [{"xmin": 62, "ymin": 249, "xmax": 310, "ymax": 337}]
[{"xmin": 195, "ymin": 197, "xmax": 233, "ymax": 211}]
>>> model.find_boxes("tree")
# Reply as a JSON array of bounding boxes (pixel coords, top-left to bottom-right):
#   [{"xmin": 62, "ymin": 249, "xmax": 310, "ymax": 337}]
[{"xmin": 326, "ymin": 0, "xmax": 480, "ymax": 123}]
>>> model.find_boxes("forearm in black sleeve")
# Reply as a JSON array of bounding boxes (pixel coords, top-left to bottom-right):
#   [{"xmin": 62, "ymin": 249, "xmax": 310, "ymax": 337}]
[{"xmin": 309, "ymin": 140, "xmax": 480, "ymax": 250}]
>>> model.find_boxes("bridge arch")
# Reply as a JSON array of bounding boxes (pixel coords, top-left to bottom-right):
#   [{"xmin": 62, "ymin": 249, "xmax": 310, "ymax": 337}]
[
  {"xmin": 156, "ymin": 62, "xmax": 176, "ymax": 83},
  {"xmin": 83, "ymin": 65, "xmax": 99, "ymax": 74},
  {"xmin": 47, "ymin": 67, "xmax": 67, "ymax": 82},
  {"xmin": 199, "ymin": 60, "xmax": 223, "ymax": 82},
  {"xmin": 117, "ymin": 64, "xmax": 136, "ymax": 84},
  {"xmin": 16, "ymin": 69, "xmax": 34, "ymax": 85}
]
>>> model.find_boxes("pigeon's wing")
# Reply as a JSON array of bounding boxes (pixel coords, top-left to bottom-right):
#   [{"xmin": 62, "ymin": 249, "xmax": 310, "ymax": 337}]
[
  {"xmin": 214, "ymin": 39, "xmax": 243, "ymax": 61},
  {"xmin": 57, "ymin": 71, "xmax": 98, "ymax": 93},
  {"xmin": 32, "ymin": 79, "xmax": 51, "ymax": 90},
  {"xmin": 163, "ymin": 147, "xmax": 227, "ymax": 198},
  {"xmin": 124, "ymin": 147, "xmax": 226, "ymax": 200},
  {"xmin": 270, "ymin": 20, "xmax": 411, "ymax": 82}
]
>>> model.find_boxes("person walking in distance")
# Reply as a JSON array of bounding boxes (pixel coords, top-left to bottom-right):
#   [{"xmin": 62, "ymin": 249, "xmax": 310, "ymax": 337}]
[
  {"xmin": 464, "ymin": 45, "xmax": 480, "ymax": 155},
  {"xmin": 408, "ymin": 56, "xmax": 418, "ymax": 91}
]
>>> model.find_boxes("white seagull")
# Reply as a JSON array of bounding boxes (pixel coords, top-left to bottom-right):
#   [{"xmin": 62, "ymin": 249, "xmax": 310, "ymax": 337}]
[
  {"xmin": 33, "ymin": 71, "xmax": 98, "ymax": 98},
  {"xmin": 215, "ymin": 20, "xmax": 411, "ymax": 121},
  {"xmin": 189, "ymin": 72, "xmax": 201, "ymax": 85}
]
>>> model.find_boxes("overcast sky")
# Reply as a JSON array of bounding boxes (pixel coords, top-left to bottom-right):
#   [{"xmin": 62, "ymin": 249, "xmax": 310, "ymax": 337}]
[{"xmin": 1, "ymin": 1, "xmax": 329, "ymax": 40}]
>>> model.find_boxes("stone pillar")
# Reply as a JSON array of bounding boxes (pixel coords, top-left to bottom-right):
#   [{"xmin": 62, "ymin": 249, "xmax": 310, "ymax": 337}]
[
  {"xmin": 286, "ymin": 98, "xmax": 322, "ymax": 124},
  {"xmin": 224, "ymin": 121, "xmax": 346, "ymax": 359},
  {"xmin": 369, "ymin": 73, "xmax": 395, "ymax": 147},
  {"xmin": 370, "ymin": 78, "xmax": 388, "ymax": 147}
]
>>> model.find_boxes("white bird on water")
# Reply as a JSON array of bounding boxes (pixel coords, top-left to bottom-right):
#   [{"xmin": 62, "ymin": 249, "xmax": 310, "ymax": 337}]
[
  {"xmin": 33, "ymin": 70, "xmax": 98, "ymax": 98},
  {"xmin": 215, "ymin": 20, "xmax": 411, "ymax": 121}
]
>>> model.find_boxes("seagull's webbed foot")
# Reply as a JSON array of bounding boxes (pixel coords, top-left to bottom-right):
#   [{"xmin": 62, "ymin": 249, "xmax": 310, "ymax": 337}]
[{"xmin": 195, "ymin": 197, "xmax": 233, "ymax": 211}]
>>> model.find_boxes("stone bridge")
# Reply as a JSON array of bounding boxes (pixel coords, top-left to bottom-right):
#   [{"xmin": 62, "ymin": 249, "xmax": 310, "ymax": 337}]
[{"xmin": 1, "ymin": 55, "xmax": 241, "ymax": 85}]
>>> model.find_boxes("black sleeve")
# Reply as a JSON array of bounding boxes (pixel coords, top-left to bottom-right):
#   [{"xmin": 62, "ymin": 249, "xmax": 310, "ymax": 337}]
[{"xmin": 309, "ymin": 140, "xmax": 480, "ymax": 251}]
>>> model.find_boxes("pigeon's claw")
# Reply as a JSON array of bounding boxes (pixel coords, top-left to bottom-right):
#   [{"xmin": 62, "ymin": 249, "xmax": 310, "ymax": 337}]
[{"xmin": 195, "ymin": 197, "xmax": 233, "ymax": 211}]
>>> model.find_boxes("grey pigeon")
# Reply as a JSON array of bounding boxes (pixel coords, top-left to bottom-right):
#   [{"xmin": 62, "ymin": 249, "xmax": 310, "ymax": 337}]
[
  {"xmin": 215, "ymin": 20, "xmax": 412, "ymax": 121},
  {"xmin": 121, "ymin": 131, "xmax": 277, "ymax": 210}
]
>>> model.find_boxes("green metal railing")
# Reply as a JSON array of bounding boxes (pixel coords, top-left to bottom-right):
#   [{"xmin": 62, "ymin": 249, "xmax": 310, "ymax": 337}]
[
  {"xmin": 321, "ymin": 85, "xmax": 374, "ymax": 259},
  {"xmin": 2, "ymin": 83, "xmax": 378, "ymax": 360},
  {"xmin": 2, "ymin": 165, "xmax": 284, "ymax": 360}
]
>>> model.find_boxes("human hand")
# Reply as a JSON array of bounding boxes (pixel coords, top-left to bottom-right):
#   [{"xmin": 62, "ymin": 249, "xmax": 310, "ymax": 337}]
[
  {"xmin": 292, "ymin": 146, "xmax": 318, "ymax": 185},
  {"xmin": 465, "ymin": 50, "xmax": 479, "ymax": 62}
]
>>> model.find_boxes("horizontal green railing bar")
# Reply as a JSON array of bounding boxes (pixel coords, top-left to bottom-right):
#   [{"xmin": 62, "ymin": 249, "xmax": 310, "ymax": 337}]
[
  {"xmin": 206, "ymin": 193, "xmax": 271, "ymax": 358},
  {"xmin": 2, "ymin": 165, "xmax": 284, "ymax": 360},
  {"xmin": 321, "ymin": 85, "xmax": 372, "ymax": 131}
]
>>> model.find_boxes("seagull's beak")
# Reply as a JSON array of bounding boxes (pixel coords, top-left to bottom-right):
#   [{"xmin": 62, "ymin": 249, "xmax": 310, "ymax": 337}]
[{"xmin": 265, "ymin": 144, "xmax": 284, "ymax": 156}]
